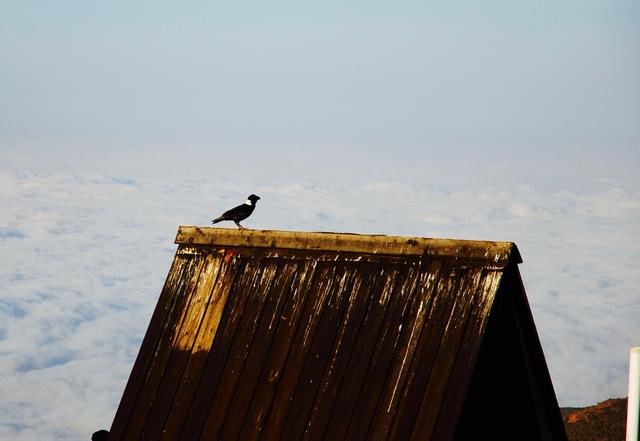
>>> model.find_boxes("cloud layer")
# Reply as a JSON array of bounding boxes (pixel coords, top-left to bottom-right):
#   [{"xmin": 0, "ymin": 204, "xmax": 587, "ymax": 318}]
[{"xmin": 1, "ymin": 164, "xmax": 639, "ymax": 440}]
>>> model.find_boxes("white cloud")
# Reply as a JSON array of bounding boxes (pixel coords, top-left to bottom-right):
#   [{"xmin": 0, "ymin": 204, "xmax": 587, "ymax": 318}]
[{"xmin": 0, "ymin": 161, "xmax": 638, "ymax": 439}]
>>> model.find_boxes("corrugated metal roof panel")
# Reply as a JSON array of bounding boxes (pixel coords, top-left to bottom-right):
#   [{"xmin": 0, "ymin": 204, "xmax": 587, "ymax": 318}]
[{"xmin": 108, "ymin": 227, "xmax": 564, "ymax": 440}]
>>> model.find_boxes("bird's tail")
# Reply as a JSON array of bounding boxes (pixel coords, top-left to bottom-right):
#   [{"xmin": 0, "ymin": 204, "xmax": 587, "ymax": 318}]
[{"xmin": 211, "ymin": 217, "xmax": 224, "ymax": 224}]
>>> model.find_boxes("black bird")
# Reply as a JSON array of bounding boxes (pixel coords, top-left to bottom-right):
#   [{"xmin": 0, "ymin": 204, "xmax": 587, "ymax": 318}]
[{"xmin": 211, "ymin": 194, "xmax": 261, "ymax": 229}]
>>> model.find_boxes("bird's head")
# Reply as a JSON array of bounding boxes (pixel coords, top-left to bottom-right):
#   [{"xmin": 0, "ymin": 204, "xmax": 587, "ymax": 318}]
[{"xmin": 246, "ymin": 194, "xmax": 261, "ymax": 205}]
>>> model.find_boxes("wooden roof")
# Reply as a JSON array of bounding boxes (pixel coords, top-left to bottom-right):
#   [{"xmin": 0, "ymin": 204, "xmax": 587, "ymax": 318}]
[
  {"xmin": 108, "ymin": 227, "xmax": 566, "ymax": 440},
  {"xmin": 174, "ymin": 226, "xmax": 522, "ymax": 264}
]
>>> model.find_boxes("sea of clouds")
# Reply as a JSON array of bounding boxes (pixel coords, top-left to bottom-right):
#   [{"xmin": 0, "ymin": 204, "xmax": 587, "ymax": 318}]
[{"xmin": 1, "ymin": 155, "xmax": 639, "ymax": 440}]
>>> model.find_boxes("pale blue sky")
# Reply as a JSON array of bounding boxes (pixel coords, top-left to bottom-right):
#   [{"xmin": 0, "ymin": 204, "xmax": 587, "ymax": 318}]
[{"xmin": 1, "ymin": 1, "xmax": 638, "ymax": 163}]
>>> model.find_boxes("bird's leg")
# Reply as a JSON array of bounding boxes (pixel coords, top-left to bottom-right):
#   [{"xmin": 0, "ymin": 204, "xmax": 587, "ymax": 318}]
[{"xmin": 234, "ymin": 220, "xmax": 245, "ymax": 229}]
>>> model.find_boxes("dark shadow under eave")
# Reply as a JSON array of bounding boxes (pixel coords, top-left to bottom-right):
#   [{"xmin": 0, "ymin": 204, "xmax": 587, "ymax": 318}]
[{"xmin": 454, "ymin": 266, "xmax": 568, "ymax": 441}]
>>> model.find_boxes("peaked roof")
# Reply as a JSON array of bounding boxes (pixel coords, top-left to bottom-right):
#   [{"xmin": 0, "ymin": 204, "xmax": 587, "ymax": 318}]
[{"xmin": 108, "ymin": 227, "xmax": 566, "ymax": 440}]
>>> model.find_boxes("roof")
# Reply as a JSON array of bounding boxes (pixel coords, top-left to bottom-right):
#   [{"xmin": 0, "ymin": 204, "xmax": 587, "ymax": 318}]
[
  {"xmin": 107, "ymin": 227, "xmax": 566, "ymax": 440},
  {"xmin": 174, "ymin": 226, "xmax": 523, "ymax": 264}
]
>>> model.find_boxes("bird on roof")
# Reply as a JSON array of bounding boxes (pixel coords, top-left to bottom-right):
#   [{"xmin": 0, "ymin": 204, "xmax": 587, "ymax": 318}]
[{"xmin": 211, "ymin": 194, "xmax": 261, "ymax": 229}]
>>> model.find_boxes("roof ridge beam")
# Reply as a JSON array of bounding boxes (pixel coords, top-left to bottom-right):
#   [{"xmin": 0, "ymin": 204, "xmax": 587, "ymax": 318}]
[{"xmin": 175, "ymin": 227, "xmax": 522, "ymax": 265}]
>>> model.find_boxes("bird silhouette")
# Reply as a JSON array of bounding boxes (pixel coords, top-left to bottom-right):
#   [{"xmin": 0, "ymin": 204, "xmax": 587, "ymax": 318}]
[{"xmin": 211, "ymin": 194, "xmax": 260, "ymax": 229}]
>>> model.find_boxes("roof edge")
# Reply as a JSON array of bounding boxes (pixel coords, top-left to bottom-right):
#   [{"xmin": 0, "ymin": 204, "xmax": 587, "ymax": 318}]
[{"xmin": 175, "ymin": 226, "xmax": 522, "ymax": 265}]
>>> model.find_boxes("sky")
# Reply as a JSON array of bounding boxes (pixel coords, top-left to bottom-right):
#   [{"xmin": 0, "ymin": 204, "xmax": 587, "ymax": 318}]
[{"xmin": 1, "ymin": 1, "xmax": 639, "ymax": 440}]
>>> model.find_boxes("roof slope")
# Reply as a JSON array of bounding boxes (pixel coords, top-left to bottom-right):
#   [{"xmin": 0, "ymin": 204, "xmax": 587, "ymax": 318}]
[{"xmin": 107, "ymin": 227, "xmax": 564, "ymax": 440}]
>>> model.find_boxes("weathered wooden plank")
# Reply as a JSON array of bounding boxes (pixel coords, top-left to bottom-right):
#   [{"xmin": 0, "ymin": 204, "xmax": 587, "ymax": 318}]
[
  {"xmin": 302, "ymin": 261, "xmax": 381, "ymax": 439},
  {"xmin": 322, "ymin": 264, "xmax": 402, "ymax": 440},
  {"xmin": 345, "ymin": 265, "xmax": 420, "ymax": 440},
  {"xmin": 386, "ymin": 261, "xmax": 462, "ymax": 441},
  {"xmin": 259, "ymin": 262, "xmax": 339, "ymax": 440},
  {"xmin": 175, "ymin": 226, "xmax": 521, "ymax": 264},
  {"xmin": 116, "ymin": 252, "xmax": 206, "ymax": 440},
  {"xmin": 258, "ymin": 248, "xmax": 411, "ymax": 263},
  {"xmin": 430, "ymin": 268, "xmax": 503, "ymax": 441},
  {"xmin": 107, "ymin": 252, "xmax": 189, "ymax": 440},
  {"xmin": 139, "ymin": 251, "xmax": 227, "ymax": 440},
  {"xmin": 218, "ymin": 260, "xmax": 300, "ymax": 440},
  {"xmin": 409, "ymin": 265, "xmax": 487, "ymax": 440},
  {"xmin": 365, "ymin": 259, "xmax": 444, "ymax": 440},
  {"xmin": 175, "ymin": 245, "xmax": 209, "ymax": 256},
  {"xmin": 279, "ymin": 262, "xmax": 359, "ymax": 440},
  {"xmin": 198, "ymin": 258, "xmax": 280, "ymax": 439},
  {"xmin": 178, "ymin": 256, "xmax": 266, "ymax": 440},
  {"xmin": 159, "ymin": 250, "xmax": 242, "ymax": 440},
  {"xmin": 238, "ymin": 259, "xmax": 319, "ymax": 441}
]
